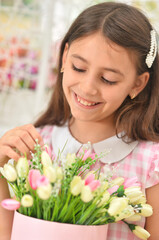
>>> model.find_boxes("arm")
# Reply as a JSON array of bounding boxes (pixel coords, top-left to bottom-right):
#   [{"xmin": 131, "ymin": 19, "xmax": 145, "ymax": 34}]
[
  {"xmin": 0, "ymin": 179, "xmax": 14, "ymax": 240},
  {"xmin": 0, "ymin": 124, "xmax": 43, "ymax": 240},
  {"xmin": 145, "ymin": 183, "xmax": 159, "ymax": 240}
]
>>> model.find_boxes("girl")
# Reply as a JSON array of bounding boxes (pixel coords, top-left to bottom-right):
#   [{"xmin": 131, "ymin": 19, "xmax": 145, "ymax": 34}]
[{"xmin": 0, "ymin": 2, "xmax": 159, "ymax": 240}]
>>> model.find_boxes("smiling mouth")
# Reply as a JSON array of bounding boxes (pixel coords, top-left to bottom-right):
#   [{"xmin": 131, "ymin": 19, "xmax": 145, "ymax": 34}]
[{"xmin": 75, "ymin": 93, "xmax": 100, "ymax": 106}]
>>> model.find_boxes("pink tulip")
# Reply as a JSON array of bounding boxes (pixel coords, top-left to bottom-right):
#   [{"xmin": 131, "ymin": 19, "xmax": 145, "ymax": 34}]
[
  {"xmin": 107, "ymin": 185, "xmax": 119, "ymax": 195},
  {"xmin": 28, "ymin": 169, "xmax": 41, "ymax": 190},
  {"xmin": 124, "ymin": 177, "xmax": 141, "ymax": 189},
  {"xmin": 89, "ymin": 153, "xmax": 96, "ymax": 160},
  {"xmin": 82, "ymin": 149, "xmax": 92, "ymax": 161},
  {"xmin": 88, "ymin": 180, "xmax": 101, "ymax": 191},
  {"xmin": 37, "ymin": 175, "xmax": 49, "ymax": 187},
  {"xmin": 85, "ymin": 174, "xmax": 100, "ymax": 191},
  {"xmin": 1, "ymin": 199, "xmax": 20, "ymax": 210},
  {"xmin": 85, "ymin": 174, "xmax": 95, "ymax": 185}
]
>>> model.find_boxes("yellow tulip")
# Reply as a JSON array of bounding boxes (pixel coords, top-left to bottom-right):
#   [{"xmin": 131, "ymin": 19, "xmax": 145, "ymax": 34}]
[
  {"xmin": 139, "ymin": 204, "xmax": 153, "ymax": 217},
  {"xmin": 56, "ymin": 166, "xmax": 63, "ymax": 180},
  {"xmin": 134, "ymin": 195, "xmax": 146, "ymax": 204},
  {"xmin": 81, "ymin": 185, "xmax": 93, "ymax": 202},
  {"xmin": 115, "ymin": 205, "xmax": 135, "ymax": 222},
  {"xmin": 100, "ymin": 181, "xmax": 109, "ymax": 191},
  {"xmin": 133, "ymin": 226, "xmax": 150, "ymax": 240},
  {"xmin": 25, "ymin": 178, "xmax": 30, "ymax": 191},
  {"xmin": 66, "ymin": 153, "xmax": 76, "ymax": 167},
  {"xmin": 70, "ymin": 176, "xmax": 83, "ymax": 196},
  {"xmin": 125, "ymin": 214, "xmax": 142, "ymax": 222},
  {"xmin": 16, "ymin": 157, "xmax": 29, "ymax": 178},
  {"xmin": 0, "ymin": 163, "xmax": 17, "ymax": 182},
  {"xmin": 108, "ymin": 197, "xmax": 128, "ymax": 216},
  {"xmin": 41, "ymin": 151, "xmax": 52, "ymax": 166},
  {"xmin": 125, "ymin": 186, "xmax": 143, "ymax": 204},
  {"xmin": 43, "ymin": 166, "xmax": 57, "ymax": 183},
  {"xmin": 37, "ymin": 184, "xmax": 52, "ymax": 200},
  {"xmin": 110, "ymin": 177, "xmax": 125, "ymax": 187},
  {"xmin": 97, "ymin": 191, "xmax": 110, "ymax": 207},
  {"xmin": 21, "ymin": 194, "xmax": 33, "ymax": 207}
]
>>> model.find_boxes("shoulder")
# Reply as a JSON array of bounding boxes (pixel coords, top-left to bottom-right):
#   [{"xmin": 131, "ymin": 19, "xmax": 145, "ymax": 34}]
[
  {"xmin": 135, "ymin": 140, "xmax": 159, "ymax": 156},
  {"xmin": 132, "ymin": 140, "xmax": 159, "ymax": 167},
  {"xmin": 135, "ymin": 141, "xmax": 159, "ymax": 188}
]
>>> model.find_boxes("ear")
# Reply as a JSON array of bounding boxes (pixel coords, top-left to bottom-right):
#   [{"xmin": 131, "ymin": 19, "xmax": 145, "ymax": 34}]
[
  {"xmin": 62, "ymin": 43, "xmax": 69, "ymax": 68},
  {"xmin": 129, "ymin": 72, "xmax": 150, "ymax": 99}
]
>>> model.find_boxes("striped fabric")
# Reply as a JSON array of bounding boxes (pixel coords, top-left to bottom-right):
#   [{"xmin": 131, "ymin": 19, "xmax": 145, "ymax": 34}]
[{"xmin": 38, "ymin": 125, "xmax": 159, "ymax": 240}]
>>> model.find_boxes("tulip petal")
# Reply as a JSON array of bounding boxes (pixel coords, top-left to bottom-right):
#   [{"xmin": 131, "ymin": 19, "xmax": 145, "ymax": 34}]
[
  {"xmin": 82, "ymin": 149, "xmax": 91, "ymax": 161},
  {"xmin": 1, "ymin": 199, "xmax": 20, "ymax": 210},
  {"xmin": 108, "ymin": 185, "xmax": 119, "ymax": 195},
  {"xmin": 28, "ymin": 169, "xmax": 41, "ymax": 190},
  {"xmin": 85, "ymin": 174, "xmax": 95, "ymax": 185},
  {"xmin": 88, "ymin": 180, "xmax": 101, "ymax": 191}
]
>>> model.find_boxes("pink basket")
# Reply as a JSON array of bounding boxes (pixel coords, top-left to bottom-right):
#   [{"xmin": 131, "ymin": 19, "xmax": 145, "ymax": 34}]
[{"xmin": 11, "ymin": 211, "xmax": 108, "ymax": 240}]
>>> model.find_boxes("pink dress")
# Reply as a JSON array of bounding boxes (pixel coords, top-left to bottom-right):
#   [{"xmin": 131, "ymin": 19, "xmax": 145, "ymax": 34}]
[{"xmin": 38, "ymin": 124, "xmax": 159, "ymax": 240}]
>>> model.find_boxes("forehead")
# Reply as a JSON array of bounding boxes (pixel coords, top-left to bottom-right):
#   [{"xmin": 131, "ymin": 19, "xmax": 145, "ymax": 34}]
[{"xmin": 68, "ymin": 33, "xmax": 137, "ymax": 71}]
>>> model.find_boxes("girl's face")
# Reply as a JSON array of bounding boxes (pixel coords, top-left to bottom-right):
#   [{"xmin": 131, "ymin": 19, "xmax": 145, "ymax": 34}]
[{"xmin": 62, "ymin": 32, "xmax": 148, "ymax": 126}]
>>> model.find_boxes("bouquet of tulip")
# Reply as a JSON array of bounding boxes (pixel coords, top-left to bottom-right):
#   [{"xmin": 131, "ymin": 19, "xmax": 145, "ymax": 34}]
[{"xmin": 0, "ymin": 141, "xmax": 153, "ymax": 240}]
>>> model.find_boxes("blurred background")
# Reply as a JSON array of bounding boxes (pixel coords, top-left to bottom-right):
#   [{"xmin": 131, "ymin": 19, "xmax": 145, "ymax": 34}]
[{"xmin": 0, "ymin": 0, "xmax": 159, "ymax": 136}]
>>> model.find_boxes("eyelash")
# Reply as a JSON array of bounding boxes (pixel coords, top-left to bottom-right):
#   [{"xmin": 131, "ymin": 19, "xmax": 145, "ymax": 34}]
[
  {"xmin": 72, "ymin": 64, "xmax": 85, "ymax": 73},
  {"xmin": 101, "ymin": 77, "xmax": 116, "ymax": 85},
  {"xmin": 72, "ymin": 64, "xmax": 116, "ymax": 85}
]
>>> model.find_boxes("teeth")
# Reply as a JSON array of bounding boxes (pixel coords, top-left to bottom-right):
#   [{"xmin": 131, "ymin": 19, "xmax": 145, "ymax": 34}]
[{"xmin": 77, "ymin": 96, "xmax": 97, "ymax": 106}]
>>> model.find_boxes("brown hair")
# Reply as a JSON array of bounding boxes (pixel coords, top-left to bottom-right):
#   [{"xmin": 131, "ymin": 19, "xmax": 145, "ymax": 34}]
[{"xmin": 35, "ymin": 2, "xmax": 159, "ymax": 142}]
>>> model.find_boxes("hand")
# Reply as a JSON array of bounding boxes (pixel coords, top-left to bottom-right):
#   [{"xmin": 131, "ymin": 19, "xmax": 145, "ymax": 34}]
[{"xmin": 0, "ymin": 124, "xmax": 44, "ymax": 166}]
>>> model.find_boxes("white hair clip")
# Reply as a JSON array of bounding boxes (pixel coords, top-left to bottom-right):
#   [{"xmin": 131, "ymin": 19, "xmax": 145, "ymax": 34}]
[{"xmin": 145, "ymin": 30, "xmax": 157, "ymax": 68}]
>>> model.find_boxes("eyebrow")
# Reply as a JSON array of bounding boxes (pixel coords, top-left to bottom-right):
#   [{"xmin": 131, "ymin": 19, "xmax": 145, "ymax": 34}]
[
  {"xmin": 71, "ymin": 54, "xmax": 124, "ymax": 77},
  {"xmin": 71, "ymin": 54, "xmax": 88, "ymax": 63}
]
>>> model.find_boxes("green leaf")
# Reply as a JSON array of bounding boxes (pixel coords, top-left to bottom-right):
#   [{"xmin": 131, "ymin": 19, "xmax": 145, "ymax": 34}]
[{"xmin": 117, "ymin": 185, "xmax": 125, "ymax": 197}]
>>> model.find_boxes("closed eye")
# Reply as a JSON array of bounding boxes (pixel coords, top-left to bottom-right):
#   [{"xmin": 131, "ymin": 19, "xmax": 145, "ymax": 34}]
[
  {"xmin": 72, "ymin": 64, "xmax": 85, "ymax": 73},
  {"xmin": 101, "ymin": 76, "xmax": 116, "ymax": 85}
]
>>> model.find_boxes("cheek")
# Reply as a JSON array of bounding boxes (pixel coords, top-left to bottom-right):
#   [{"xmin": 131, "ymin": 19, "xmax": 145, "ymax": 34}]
[{"xmin": 102, "ymin": 86, "xmax": 129, "ymax": 103}]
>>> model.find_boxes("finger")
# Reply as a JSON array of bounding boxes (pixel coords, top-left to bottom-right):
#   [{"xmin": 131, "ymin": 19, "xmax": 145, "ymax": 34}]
[
  {"xmin": 0, "ymin": 146, "xmax": 20, "ymax": 162},
  {"xmin": 1, "ymin": 131, "xmax": 35, "ymax": 153},
  {"xmin": 18, "ymin": 124, "xmax": 44, "ymax": 146},
  {"xmin": 17, "ymin": 130, "xmax": 37, "ymax": 152},
  {"xmin": 7, "ymin": 136, "xmax": 31, "ymax": 156}
]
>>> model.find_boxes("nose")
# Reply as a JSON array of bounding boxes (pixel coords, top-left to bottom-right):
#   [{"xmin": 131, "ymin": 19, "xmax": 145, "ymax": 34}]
[{"xmin": 79, "ymin": 74, "xmax": 98, "ymax": 96}]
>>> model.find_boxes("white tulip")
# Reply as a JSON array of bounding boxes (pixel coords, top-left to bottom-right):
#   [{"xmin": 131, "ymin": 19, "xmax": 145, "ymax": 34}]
[
  {"xmin": 37, "ymin": 184, "xmax": 52, "ymax": 200},
  {"xmin": 125, "ymin": 186, "xmax": 143, "ymax": 204},
  {"xmin": 16, "ymin": 157, "xmax": 29, "ymax": 178},
  {"xmin": 66, "ymin": 153, "xmax": 76, "ymax": 167},
  {"xmin": 56, "ymin": 166, "xmax": 63, "ymax": 180},
  {"xmin": 108, "ymin": 197, "xmax": 128, "ymax": 216},
  {"xmin": 41, "ymin": 151, "xmax": 52, "ymax": 166},
  {"xmin": 43, "ymin": 166, "xmax": 57, "ymax": 183},
  {"xmin": 139, "ymin": 204, "xmax": 153, "ymax": 217},
  {"xmin": 81, "ymin": 185, "xmax": 93, "ymax": 203},
  {"xmin": 0, "ymin": 163, "xmax": 17, "ymax": 182},
  {"xmin": 115, "ymin": 205, "xmax": 134, "ymax": 222},
  {"xmin": 110, "ymin": 177, "xmax": 125, "ymax": 187},
  {"xmin": 97, "ymin": 191, "xmax": 110, "ymax": 207},
  {"xmin": 70, "ymin": 176, "xmax": 83, "ymax": 196},
  {"xmin": 133, "ymin": 226, "xmax": 150, "ymax": 240},
  {"xmin": 125, "ymin": 214, "xmax": 142, "ymax": 222}
]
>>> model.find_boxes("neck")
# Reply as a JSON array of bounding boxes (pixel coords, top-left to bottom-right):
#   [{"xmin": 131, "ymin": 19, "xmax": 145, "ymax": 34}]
[{"xmin": 69, "ymin": 118, "xmax": 116, "ymax": 144}]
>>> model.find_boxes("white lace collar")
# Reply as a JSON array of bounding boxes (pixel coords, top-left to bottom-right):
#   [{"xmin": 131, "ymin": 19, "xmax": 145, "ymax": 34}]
[{"xmin": 51, "ymin": 124, "xmax": 138, "ymax": 164}]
